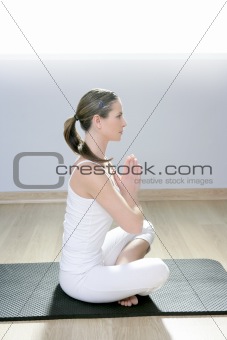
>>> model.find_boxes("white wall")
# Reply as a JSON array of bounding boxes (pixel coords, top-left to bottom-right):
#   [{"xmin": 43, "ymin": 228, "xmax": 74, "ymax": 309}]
[{"xmin": 0, "ymin": 54, "xmax": 226, "ymax": 192}]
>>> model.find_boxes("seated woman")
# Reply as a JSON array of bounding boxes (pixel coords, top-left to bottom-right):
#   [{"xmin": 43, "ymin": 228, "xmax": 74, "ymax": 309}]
[{"xmin": 59, "ymin": 88, "xmax": 169, "ymax": 307}]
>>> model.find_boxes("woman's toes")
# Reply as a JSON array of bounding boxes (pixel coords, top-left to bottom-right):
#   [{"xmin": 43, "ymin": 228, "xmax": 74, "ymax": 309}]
[
  {"xmin": 118, "ymin": 295, "xmax": 138, "ymax": 307},
  {"xmin": 130, "ymin": 295, "xmax": 138, "ymax": 305},
  {"xmin": 126, "ymin": 300, "xmax": 132, "ymax": 307}
]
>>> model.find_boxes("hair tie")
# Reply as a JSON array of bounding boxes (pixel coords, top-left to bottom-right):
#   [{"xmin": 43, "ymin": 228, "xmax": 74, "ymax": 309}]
[
  {"xmin": 98, "ymin": 100, "xmax": 104, "ymax": 109},
  {"xmin": 74, "ymin": 114, "xmax": 79, "ymax": 121}
]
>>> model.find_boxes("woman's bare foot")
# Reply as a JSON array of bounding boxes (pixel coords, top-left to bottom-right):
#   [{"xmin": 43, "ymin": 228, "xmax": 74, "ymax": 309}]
[{"xmin": 118, "ymin": 295, "xmax": 138, "ymax": 307}]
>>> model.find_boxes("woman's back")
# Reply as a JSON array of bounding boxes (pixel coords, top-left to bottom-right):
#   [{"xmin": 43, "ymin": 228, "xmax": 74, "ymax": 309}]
[{"xmin": 60, "ymin": 160, "xmax": 113, "ymax": 274}]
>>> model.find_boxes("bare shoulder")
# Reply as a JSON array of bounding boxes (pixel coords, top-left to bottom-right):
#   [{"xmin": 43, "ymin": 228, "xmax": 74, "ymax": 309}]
[
  {"xmin": 70, "ymin": 160, "xmax": 109, "ymax": 196},
  {"xmin": 70, "ymin": 160, "xmax": 143, "ymax": 233},
  {"xmin": 69, "ymin": 160, "xmax": 102, "ymax": 198},
  {"xmin": 82, "ymin": 165, "xmax": 143, "ymax": 233}
]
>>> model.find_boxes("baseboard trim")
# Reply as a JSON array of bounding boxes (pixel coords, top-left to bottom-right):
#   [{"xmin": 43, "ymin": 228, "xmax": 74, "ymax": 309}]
[
  {"xmin": 138, "ymin": 188, "xmax": 227, "ymax": 201},
  {"xmin": 0, "ymin": 189, "xmax": 226, "ymax": 204}
]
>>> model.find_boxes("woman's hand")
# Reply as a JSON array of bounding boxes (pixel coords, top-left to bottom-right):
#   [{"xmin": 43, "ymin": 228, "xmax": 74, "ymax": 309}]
[{"xmin": 114, "ymin": 154, "xmax": 142, "ymax": 207}]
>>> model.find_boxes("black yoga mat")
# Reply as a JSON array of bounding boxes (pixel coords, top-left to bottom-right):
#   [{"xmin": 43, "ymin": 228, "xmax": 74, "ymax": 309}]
[{"xmin": 1, "ymin": 259, "xmax": 227, "ymax": 321}]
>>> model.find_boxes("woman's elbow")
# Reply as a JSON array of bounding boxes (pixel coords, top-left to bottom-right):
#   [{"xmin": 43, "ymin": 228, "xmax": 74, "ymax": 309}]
[{"xmin": 130, "ymin": 217, "xmax": 144, "ymax": 234}]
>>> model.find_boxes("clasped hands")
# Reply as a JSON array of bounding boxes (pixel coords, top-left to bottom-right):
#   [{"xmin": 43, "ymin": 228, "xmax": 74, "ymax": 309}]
[{"xmin": 113, "ymin": 154, "xmax": 142, "ymax": 200}]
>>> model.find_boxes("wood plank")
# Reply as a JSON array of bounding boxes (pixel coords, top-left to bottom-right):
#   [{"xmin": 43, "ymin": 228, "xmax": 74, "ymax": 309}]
[{"xmin": 0, "ymin": 188, "xmax": 227, "ymax": 204}]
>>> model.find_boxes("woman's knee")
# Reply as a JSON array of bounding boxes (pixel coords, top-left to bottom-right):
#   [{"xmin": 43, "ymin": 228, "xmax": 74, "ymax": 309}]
[
  {"xmin": 135, "ymin": 220, "xmax": 155, "ymax": 245},
  {"xmin": 138, "ymin": 258, "xmax": 170, "ymax": 295},
  {"xmin": 155, "ymin": 259, "xmax": 170, "ymax": 288}
]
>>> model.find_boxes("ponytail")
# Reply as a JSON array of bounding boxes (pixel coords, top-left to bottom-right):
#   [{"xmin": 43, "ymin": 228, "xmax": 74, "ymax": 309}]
[
  {"xmin": 64, "ymin": 116, "xmax": 82, "ymax": 154},
  {"xmin": 63, "ymin": 116, "xmax": 112, "ymax": 164}
]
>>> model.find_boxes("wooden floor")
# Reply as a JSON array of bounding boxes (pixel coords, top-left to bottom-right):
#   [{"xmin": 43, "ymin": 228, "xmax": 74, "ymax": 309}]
[{"xmin": 0, "ymin": 200, "xmax": 227, "ymax": 340}]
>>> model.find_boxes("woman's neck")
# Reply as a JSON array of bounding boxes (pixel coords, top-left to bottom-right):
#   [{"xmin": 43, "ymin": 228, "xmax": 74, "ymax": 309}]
[{"xmin": 84, "ymin": 131, "xmax": 108, "ymax": 160}]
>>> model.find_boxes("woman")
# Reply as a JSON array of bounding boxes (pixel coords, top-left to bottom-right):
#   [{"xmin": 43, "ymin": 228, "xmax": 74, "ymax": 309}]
[{"xmin": 59, "ymin": 88, "xmax": 169, "ymax": 307}]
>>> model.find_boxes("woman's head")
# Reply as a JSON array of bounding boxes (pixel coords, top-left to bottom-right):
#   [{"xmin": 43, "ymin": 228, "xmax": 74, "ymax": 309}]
[
  {"xmin": 75, "ymin": 88, "xmax": 119, "ymax": 130},
  {"xmin": 64, "ymin": 88, "xmax": 123, "ymax": 163}
]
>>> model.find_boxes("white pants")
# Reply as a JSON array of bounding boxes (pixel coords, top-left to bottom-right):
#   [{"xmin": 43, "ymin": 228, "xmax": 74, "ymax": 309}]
[{"xmin": 59, "ymin": 221, "xmax": 169, "ymax": 303}]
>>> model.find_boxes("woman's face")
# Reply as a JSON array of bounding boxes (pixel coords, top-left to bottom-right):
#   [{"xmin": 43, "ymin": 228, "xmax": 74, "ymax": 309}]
[{"xmin": 99, "ymin": 99, "xmax": 127, "ymax": 141}]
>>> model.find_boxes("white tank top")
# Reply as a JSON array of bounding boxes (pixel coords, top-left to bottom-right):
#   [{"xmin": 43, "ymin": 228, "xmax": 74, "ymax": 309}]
[{"xmin": 60, "ymin": 159, "xmax": 116, "ymax": 274}]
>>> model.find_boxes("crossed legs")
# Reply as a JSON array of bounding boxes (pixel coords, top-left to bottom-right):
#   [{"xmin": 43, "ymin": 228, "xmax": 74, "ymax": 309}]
[
  {"xmin": 115, "ymin": 238, "xmax": 150, "ymax": 306},
  {"xmin": 101, "ymin": 220, "xmax": 169, "ymax": 306},
  {"xmin": 59, "ymin": 221, "xmax": 169, "ymax": 305}
]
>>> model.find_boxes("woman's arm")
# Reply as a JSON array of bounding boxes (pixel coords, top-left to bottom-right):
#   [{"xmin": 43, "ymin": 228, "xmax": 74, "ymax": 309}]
[{"xmin": 82, "ymin": 155, "xmax": 143, "ymax": 234}]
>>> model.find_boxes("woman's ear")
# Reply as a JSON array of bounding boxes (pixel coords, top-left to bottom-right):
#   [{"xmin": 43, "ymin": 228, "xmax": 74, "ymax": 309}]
[{"xmin": 93, "ymin": 114, "xmax": 102, "ymax": 129}]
